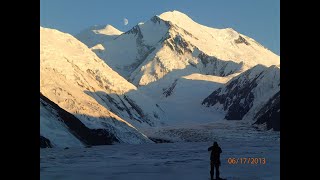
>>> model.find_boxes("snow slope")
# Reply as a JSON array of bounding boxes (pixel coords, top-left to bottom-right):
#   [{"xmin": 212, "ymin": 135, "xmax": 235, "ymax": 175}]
[
  {"xmin": 82, "ymin": 10, "xmax": 279, "ymax": 86},
  {"xmin": 76, "ymin": 24, "xmax": 123, "ymax": 48},
  {"xmin": 41, "ymin": 96, "xmax": 84, "ymax": 147},
  {"xmin": 159, "ymin": 11, "xmax": 279, "ymax": 66},
  {"xmin": 40, "ymin": 27, "xmax": 168, "ymax": 144},
  {"xmin": 137, "ymin": 67, "xmax": 236, "ymax": 130},
  {"xmin": 40, "ymin": 93, "xmax": 119, "ymax": 147},
  {"xmin": 253, "ymin": 91, "xmax": 280, "ymax": 131}
]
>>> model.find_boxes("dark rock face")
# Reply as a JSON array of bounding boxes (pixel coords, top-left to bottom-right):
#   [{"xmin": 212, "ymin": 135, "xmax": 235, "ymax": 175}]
[
  {"xmin": 149, "ymin": 137, "xmax": 173, "ymax": 143},
  {"xmin": 123, "ymin": 95, "xmax": 153, "ymax": 126},
  {"xmin": 40, "ymin": 92, "xmax": 119, "ymax": 146},
  {"xmin": 163, "ymin": 79, "xmax": 178, "ymax": 97},
  {"xmin": 124, "ymin": 25, "xmax": 157, "ymax": 74},
  {"xmin": 197, "ymin": 52, "xmax": 243, "ymax": 77},
  {"xmin": 89, "ymin": 91, "xmax": 155, "ymax": 126},
  {"xmin": 202, "ymin": 65, "xmax": 280, "ymax": 127},
  {"xmin": 202, "ymin": 69, "xmax": 262, "ymax": 120},
  {"xmin": 166, "ymin": 35, "xmax": 193, "ymax": 55},
  {"xmin": 234, "ymin": 35, "xmax": 250, "ymax": 45},
  {"xmin": 253, "ymin": 91, "xmax": 280, "ymax": 131},
  {"xmin": 40, "ymin": 135, "xmax": 52, "ymax": 148},
  {"xmin": 123, "ymin": 95, "xmax": 144, "ymax": 118},
  {"xmin": 125, "ymin": 25, "xmax": 142, "ymax": 36},
  {"xmin": 122, "ymin": 18, "xmax": 170, "ymax": 77},
  {"xmin": 150, "ymin": 16, "xmax": 172, "ymax": 27}
]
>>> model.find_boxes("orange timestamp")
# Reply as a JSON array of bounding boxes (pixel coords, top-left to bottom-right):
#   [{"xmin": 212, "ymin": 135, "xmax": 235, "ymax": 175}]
[{"xmin": 227, "ymin": 157, "xmax": 266, "ymax": 165}]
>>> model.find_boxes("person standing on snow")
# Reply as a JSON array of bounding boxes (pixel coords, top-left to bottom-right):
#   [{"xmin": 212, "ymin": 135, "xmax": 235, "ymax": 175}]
[{"xmin": 208, "ymin": 142, "xmax": 222, "ymax": 180}]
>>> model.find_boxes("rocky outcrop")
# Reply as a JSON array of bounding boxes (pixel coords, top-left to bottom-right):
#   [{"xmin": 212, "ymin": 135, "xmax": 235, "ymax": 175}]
[{"xmin": 40, "ymin": 135, "xmax": 52, "ymax": 148}]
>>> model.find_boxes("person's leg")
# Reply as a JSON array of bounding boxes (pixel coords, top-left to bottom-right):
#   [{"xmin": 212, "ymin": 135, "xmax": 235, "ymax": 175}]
[
  {"xmin": 215, "ymin": 164, "xmax": 220, "ymax": 179},
  {"xmin": 210, "ymin": 161, "xmax": 214, "ymax": 180}
]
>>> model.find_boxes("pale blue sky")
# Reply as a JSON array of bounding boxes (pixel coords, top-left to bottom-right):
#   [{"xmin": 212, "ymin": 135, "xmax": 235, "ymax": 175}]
[{"xmin": 40, "ymin": 0, "xmax": 279, "ymax": 55}]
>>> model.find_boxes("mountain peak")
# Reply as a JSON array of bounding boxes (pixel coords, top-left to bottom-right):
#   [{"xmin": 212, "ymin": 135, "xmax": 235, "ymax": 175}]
[
  {"xmin": 76, "ymin": 24, "xmax": 123, "ymax": 48},
  {"xmin": 91, "ymin": 24, "xmax": 123, "ymax": 35},
  {"xmin": 158, "ymin": 10, "xmax": 194, "ymax": 24},
  {"xmin": 76, "ymin": 10, "xmax": 279, "ymax": 86},
  {"xmin": 159, "ymin": 10, "xmax": 189, "ymax": 18},
  {"xmin": 78, "ymin": 24, "xmax": 123, "ymax": 36}
]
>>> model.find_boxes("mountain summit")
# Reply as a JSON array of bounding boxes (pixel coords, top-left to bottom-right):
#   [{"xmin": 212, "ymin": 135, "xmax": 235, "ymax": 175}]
[
  {"xmin": 76, "ymin": 24, "xmax": 123, "ymax": 48},
  {"xmin": 79, "ymin": 10, "xmax": 279, "ymax": 86}
]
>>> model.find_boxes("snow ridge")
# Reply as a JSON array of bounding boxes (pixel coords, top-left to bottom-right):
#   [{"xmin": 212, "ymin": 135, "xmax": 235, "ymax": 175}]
[{"xmin": 79, "ymin": 10, "xmax": 279, "ymax": 87}]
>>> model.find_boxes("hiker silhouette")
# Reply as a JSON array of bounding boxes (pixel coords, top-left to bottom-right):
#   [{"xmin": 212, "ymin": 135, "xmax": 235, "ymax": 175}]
[{"xmin": 208, "ymin": 142, "xmax": 222, "ymax": 180}]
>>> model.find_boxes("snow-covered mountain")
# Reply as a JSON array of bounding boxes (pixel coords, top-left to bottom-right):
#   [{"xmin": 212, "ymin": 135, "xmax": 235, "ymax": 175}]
[
  {"xmin": 202, "ymin": 65, "xmax": 280, "ymax": 130},
  {"xmin": 40, "ymin": 10, "xmax": 280, "ymax": 147},
  {"xmin": 81, "ymin": 10, "xmax": 279, "ymax": 87},
  {"xmin": 75, "ymin": 24, "xmax": 124, "ymax": 62},
  {"xmin": 40, "ymin": 92, "xmax": 120, "ymax": 148},
  {"xmin": 40, "ymin": 27, "xmax": 170, "ymax": 146},
  {"xmin": 76, "ymin": 24, "xmax": 123, "ymax": 48}
]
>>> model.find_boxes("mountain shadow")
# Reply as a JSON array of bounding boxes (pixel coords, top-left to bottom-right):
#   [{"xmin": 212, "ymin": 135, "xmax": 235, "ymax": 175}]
[
  {"xmin": 40, "ymin": 92, "xmax": 119, "ymax": 148},
  {"xmin": 253, "ymin": 91, "xmax": 280, "ymax": 131}
]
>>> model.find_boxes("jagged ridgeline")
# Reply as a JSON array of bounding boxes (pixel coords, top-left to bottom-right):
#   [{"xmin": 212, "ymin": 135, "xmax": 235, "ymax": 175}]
[{"xmin": 77, "ymin": 10, "xmax": 279, "ymax": 87}]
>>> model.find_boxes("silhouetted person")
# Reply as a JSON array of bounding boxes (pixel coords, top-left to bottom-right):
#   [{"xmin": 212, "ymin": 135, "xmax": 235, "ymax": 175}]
[{"xmin": 208, "ymin": 142, "xmax": 222, "ymax": 180}]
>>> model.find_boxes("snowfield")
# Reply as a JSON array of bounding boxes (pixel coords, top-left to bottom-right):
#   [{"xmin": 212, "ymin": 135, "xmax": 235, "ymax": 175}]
[{"xmin": 40, "ymin": 120, "xmax": 280, "ymax": 180}]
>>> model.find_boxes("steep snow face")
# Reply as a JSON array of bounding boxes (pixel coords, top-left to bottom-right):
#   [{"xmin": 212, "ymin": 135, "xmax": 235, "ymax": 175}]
[
  {"xmin": 40, "ymin": 93, "xmax": 119, "ymax": 148},
  {"xmin": 85, "ymin": 11, "xmax": 279, "ymax": 86},
  {"xmin": 41, "ymin": 27, "xmax": 135, "ymax": 95},
  {"xmin": 40, "ymin": 27, "xmax": 167, "ymax": 144},
  {"xmin": 253, "ymin": 91, "xmax": 280, "ymax": 131},
  {"xmin": 90, "ymin": 44, "xmax": 105, "ymax": 58},
  {"xmin": 100, "ymin": 16, "xmax": 171, "ymax": 79},
  {"xmin": 76, "ymin": 24, "xmax": 123, "ymax": 48},
  {"xmin": 159, "ymin": 10, "xmax": 279, "ymax": 66},
  {"xmin": 93, "ymin": 24, "xmax": 123, "ymax": 35},
  {"xmin": 202, "ymin": 65, "xmax": 280, "ymax": 122},
  {"xmin": 41, "ymin": 97, "xmax": 84, "ymax": 148}
]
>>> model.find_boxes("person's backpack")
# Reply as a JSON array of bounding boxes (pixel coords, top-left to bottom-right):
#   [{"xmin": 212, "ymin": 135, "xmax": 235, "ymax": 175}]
[{"xmin": 211, "ymin": 147, "xmax": 221, "ymax": 163}]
